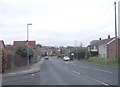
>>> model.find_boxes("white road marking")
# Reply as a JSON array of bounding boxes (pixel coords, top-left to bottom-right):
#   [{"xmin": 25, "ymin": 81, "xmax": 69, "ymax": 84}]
[
  {"xmin": 94, "ymin": 68, "xmax": 113, "ymax": 74},
  {"xmin": 71, "ymin": 70, "xmax": 80, "ymax": 75},
  {"xmin": 84, "ymin": 75, "xmax": 109, "ymax": 86}
]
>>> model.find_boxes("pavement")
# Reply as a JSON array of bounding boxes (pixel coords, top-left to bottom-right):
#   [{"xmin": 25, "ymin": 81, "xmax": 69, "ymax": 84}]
[{"xmin": 2, "ymin": 60, "xmax": 43, "ymax": 78}]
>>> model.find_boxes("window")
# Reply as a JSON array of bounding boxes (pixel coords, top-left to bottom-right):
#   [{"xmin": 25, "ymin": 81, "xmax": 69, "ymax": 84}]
[{"xmin": 91, "ymin": 46, "xmax": 94, "ymax": 49}]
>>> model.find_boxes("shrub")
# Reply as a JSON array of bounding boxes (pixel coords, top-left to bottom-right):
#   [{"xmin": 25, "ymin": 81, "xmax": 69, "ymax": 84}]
[{"xmin": 15, "ymin": 45, "xmax": 28, "ymax": 57}]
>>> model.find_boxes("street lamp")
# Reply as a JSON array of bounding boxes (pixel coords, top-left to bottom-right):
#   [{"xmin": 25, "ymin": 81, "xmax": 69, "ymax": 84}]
[
  {"xmin": 27, "ymin": 23, "xmax": 32, "ymax": 66},
  {"xmin": 27, "ymin": 23, "xmax": 32, "ymax": 41}
]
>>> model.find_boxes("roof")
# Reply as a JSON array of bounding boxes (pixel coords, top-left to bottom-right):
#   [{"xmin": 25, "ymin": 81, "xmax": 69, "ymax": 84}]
[
  {"xmin": 88, "ymin": 37, "xmax": 115, "ymax": 47},
  {"xmin": 13, "ymin": 41, "xmax": 36, "ymax": 49},
  {"xmin": 0, "ymin": 40, "xmax": 5, "ymax": 48}
]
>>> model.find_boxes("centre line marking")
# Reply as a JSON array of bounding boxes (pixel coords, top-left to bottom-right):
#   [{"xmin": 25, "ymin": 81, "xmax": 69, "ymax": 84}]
[
  {"xmin": 84, "ymin": 75, "xmax": 109, "ymax": 86},
  {"xmin": 71, "ymin": 70, "xmax": 80, "ymax": 75}
]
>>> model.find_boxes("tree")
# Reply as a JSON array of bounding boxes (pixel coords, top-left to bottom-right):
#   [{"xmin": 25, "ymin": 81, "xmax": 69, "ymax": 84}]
[
  {"xmin": 15, "ymin": 45, "xmax": 35, "ymax": 58},
  {"xmin": 36, "ymin": 44, "xmax": 42, "ymax": 48},
  {"xmin": 15, "ymin": 45, "xmax": 28, "ymax": 57}
]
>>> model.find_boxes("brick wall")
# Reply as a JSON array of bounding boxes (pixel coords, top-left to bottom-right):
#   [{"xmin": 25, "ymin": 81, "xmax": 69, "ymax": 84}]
[
  {"xmin": 6, "ymin": 54, "xmax": 30, "ymax": 69},
  {"xmin": 118, "ymin": 39, "xmax": 120, "ymax": 59},
  {"xmin": 6, "ymin": 54, "xmax": 12, "ymax": 70},
  {"xmin": 107, "ymin": 40, "xmax": 116, "ymax": 59},
  {"xmin": 107, "ymin": 39, "xmax": 120, "ymax": 59}
]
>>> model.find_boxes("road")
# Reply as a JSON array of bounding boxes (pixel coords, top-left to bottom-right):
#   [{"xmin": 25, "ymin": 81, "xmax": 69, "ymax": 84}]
[{"xmin": 2, "ymin": 56, "xmax": 119, "ymax": 86}]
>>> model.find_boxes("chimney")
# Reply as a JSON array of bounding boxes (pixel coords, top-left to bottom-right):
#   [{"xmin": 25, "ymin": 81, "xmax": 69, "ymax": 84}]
[
  {"xmin": 108, "ymin": 35, "xmax": 110, "ymax": 39},
  {"xmin": 99, "ymin": 38, "xmax": 101, "ymax": 40}
]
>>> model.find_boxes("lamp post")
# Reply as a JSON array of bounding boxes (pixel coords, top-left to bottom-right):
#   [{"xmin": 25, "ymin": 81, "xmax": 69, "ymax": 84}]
[
  {"xmin": 27, "ymin": 23, "xmax": 32, "ymax": 41},
  {"xmin": 27, "ymin": 23, "xmax": 32, "ymax": 66}
]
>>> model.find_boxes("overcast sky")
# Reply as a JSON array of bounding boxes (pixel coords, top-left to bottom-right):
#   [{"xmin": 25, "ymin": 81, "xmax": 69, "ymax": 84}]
[{"xmin": 0, "ymin": 0, "xmax": 119, "ymax": 47}]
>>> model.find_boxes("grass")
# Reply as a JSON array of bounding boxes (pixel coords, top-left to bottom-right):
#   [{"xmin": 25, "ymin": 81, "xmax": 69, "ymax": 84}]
[{"xmin": 85, "ymin": 57, "xmax": 120, "ymax": 68}]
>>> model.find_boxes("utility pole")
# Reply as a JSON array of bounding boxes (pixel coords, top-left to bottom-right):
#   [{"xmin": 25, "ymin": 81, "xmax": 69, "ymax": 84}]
[
  {"xmin": 114, "ymin": 2, "xmax": 118, "ymax": 59},
  {"xmin": 114, "ymin": 2, "xmax": 117, "ymax": 38}
]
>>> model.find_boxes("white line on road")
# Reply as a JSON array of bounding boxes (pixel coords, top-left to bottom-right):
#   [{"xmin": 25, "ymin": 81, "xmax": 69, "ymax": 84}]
[
  {"xmin": 84, "ymin": 75, "xmax": 109, "ymax": 86},
  {"xmin": 71, "ymin": 70, "xmax": 80, "ymax": 75},
  {"xmin": 94, "ymin": 68, "xmax": 113, "ymax": 74}
]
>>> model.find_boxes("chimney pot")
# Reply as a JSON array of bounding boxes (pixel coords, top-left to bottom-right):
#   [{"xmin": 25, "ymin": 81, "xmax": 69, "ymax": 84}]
[{"xmin": 108, "ymin": 35, "xmax": 110, "ymax": 39}]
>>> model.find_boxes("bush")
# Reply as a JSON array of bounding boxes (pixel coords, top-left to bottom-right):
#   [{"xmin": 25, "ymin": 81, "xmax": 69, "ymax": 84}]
[{"xmin": 15, "ymin": 45, "xmax": 28, "ymax": 57}]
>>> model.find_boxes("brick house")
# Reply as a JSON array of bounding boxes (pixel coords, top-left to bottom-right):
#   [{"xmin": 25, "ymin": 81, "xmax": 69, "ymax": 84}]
[
  {"xmin": 13, "ymin": 40, "xmax": 37, "ymax": 66},
  {"xmin": 13, "ymin": 41, "xmax": 36, "ymax": 49},
  {"xmin": 13, "ymin": 40, "xmax": 36, "ymax": 55},
  {"xmin": 88, "ymin": 36, "xmax": 119, "ymax": 59}
]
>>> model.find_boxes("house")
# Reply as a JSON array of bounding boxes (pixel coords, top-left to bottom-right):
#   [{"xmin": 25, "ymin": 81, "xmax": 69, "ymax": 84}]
[
  {"xmin": 13, "ymin": 40, "xmax": 37, "ymax": 66},
  {"xmin": 13, "ymin": 41, "xmax": 36, "ymax": 49},
  {"xmin": 13, "ymin": 40, "xmax": 37, "ymax": 56},
  {"xmin": 88, "ymin": 35, "xmax": 119, "ymax": 59},
  {"xmin": 40, "ymin": 46, "xmax": 57, "ymax": 56}
]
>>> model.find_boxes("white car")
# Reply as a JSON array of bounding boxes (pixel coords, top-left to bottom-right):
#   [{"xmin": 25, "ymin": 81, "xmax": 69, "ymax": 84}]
[
  {"xmin": 45, "ymin": 56, "xmax": 49, "ymax": 59},
  {"xmin": 63, "ymin": 56, "xmax": 70, "ymax": 61}
]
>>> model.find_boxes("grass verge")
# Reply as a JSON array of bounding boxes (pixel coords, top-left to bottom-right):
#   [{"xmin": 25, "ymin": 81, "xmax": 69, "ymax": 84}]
[{"xmin": 85, "ymin": 57, "xmax": 120, "ymax": 68}]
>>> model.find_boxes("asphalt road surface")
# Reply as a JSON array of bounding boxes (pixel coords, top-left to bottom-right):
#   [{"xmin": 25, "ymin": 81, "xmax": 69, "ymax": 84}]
[{"xmin": 2, "ymin": 56, "xmax": 119, "ymax": 86}]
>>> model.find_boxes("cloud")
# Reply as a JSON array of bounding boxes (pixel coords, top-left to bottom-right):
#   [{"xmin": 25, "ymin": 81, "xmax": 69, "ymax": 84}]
[{"xmin": 0, "ymin": 0, "xmax": 119, "ymax": 46}]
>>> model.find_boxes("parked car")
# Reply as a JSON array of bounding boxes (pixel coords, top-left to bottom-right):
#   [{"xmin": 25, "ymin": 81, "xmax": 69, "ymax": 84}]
[
  {"xmin": 63, "ymin": 56, "xmax": 70, "ymax": 61},
  {"xmin": 45, "ymin": 56, "xmax": 49, "ymax": 59}
]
